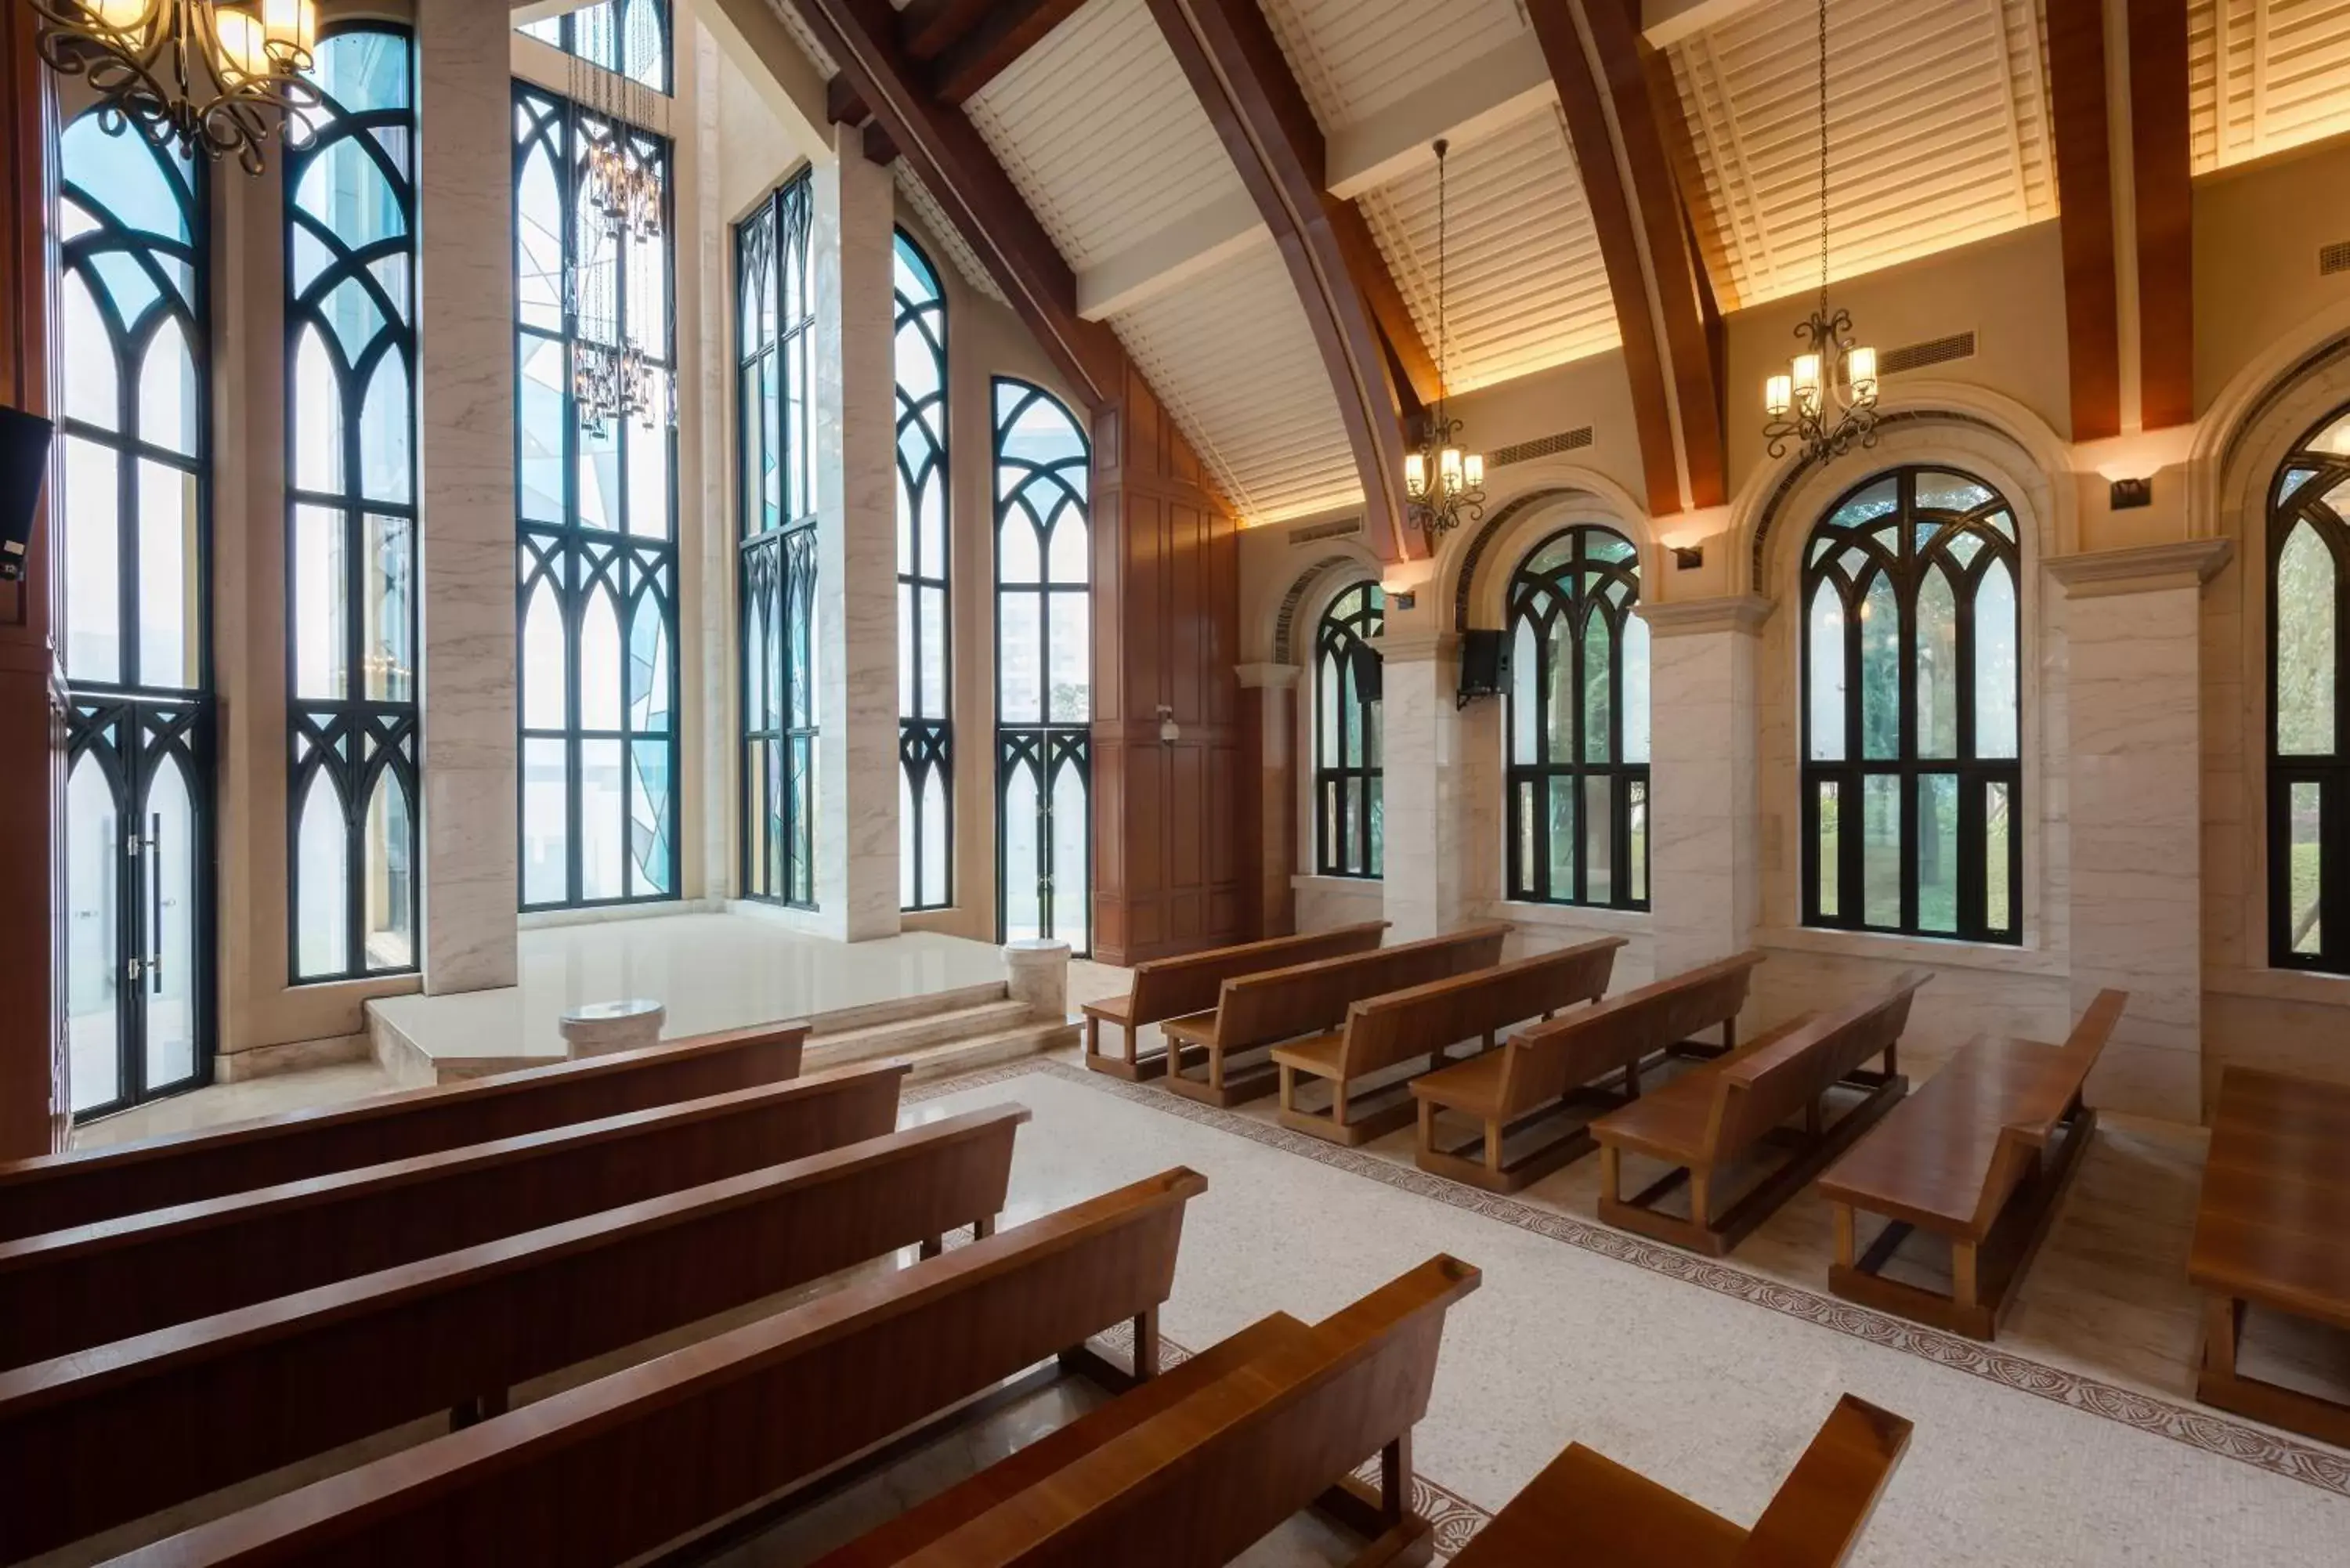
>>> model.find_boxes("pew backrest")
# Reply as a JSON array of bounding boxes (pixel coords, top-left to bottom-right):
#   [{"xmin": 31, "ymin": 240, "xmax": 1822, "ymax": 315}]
[
  {"xmin": 0, "ymin": 1105, "xmax": 1031, "ymax": 1564},
  {"xmin": 1964, "ymin": 988, "xmax": 2127, "ymax": 1236},
  {"xmin": 1128, "ymin": 923, "xmax": 1389, "ymax": 1024},
  {"xmin": 1500, "ymin": 952, "xmax": 1766, "ymax": 1108},
  {"xmin": 0, "ymin": 1060, "xmax": 907, "ymax": 1369},
  {"xmin": 110, "ymin": 1169, "xmax": 1211, "ymax": 1568},
  {"xmin": 1706, "ymin": 974, "xmax": 1930, "ymax": 1159},
  {"xmin": 1736, "ymin": 1395, "xmax": 1913, "ymax": 1567},
  {"xmin": 1336, "ymin": 938, "xmax": 1624, "ymax": 1082},
  {"xmin": 1212, "ymin": 926, "xmax": 1509, "ymax": 1051},
  {"xmin": 0, "ymin": 1023, "xmax": 808, "ymax": 1241}
]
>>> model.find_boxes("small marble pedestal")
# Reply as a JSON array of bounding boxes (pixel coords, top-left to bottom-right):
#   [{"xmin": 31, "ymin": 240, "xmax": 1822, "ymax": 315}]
[
  {"xmin": 560, "ymin": 999, "xmax": 667, "ymax": 1059},
  {"xmin": 1003, "ymin": 939, "xmax": 1071, "ymax": 1024}
]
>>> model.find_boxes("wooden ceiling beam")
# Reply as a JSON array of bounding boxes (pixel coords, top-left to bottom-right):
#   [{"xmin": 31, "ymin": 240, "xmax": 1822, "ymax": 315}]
[
  {"xmin": 898, "ymin": 0, "xmax": 995, "ymax": 62},
  {"xmin": 1143, "ymin": 0, "xmax": 1429, "ymax": 562},
  {"xmin": 2130, "ymin": 0, "xmax": 2193, "ymax": 432},
  {"xmin": 2045, "ymin": 0, "xmax": 2122, "ymax": 442},
  {"xmin": 783, "ymin": 0, "xmax": 1125, "ymax": 411},
  {"xmin": 931, "ymin": 0, "xmax": 1094, "ymax": 107}
]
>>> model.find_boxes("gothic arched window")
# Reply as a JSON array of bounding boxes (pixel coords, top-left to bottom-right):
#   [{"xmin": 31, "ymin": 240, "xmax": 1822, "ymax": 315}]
[
  {"xmin": 2268, "ymin": 407, "xmax": 2350, "ymax": 971},
  {"xmin": 895, "ymin": 230, "xmax": 951, "ymax": 912},
  {"xmin": 1314, "ymin": 584, "xmax": 1383, "ymax": 877},
  {"xmin": 1800, "ymin": 467, "xmax": 2021, "ymax": 942},
  {"xmin": 1505, "ymin": 526, "xmax": 1649, "ymax": 908}
]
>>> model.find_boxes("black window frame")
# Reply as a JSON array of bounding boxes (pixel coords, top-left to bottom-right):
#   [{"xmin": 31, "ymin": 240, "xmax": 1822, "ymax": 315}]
[
  {"xmin": 1503, "ymin": 525, "xmax": 1650, "ymax": 910},
  {"xmin": 895, "ymin": 228, "xmax": 953, "ymax": 912},
  {"xmin": 2265, "ymin": 409, "xmax": 2350, "ymax": 973},
  {"xmin": 516, "ymin": 0, "xmax": 672, "ymax": 95},
  {"xmin": 1799, "ymin": 465, "xmax": 2023, "ymax": 944},
  {"xmin": 1312, "ymin": 582, "xmax": 1383, "ymax": 879}
]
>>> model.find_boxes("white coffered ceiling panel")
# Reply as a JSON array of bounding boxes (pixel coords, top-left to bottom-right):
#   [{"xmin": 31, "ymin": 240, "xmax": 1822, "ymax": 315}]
[
  {"xmin": 1259, "ymin": 0, "xmax": 1533, "ymax": 128},
  {"xmin": 1359, "ymin": 106, "xmax": 1616, "ymax": 394},
  {"xmin": 1666, "ymin": 0, "xmax": 2055, "ymax": 312},
  {"xmin": 2192, "ymin": 0, "xmax": 2350, "ymax": 172},
  {"xmin": 1110, "ymin": 244, "xmax": 1363, "ymax": 526},
  {"xmin": 964, "ymin": 0, "xmax": 1246, "ymax": 270}
]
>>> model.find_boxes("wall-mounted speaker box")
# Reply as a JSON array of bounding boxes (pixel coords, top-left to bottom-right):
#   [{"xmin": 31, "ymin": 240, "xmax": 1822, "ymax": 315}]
[
  {"xmin": 0, "ymin": 406, "xmax": 54, "ymax": 583},
  {"xmin": 1457, "ymin": 627, "xmax": 1509, "ymax": 704}
]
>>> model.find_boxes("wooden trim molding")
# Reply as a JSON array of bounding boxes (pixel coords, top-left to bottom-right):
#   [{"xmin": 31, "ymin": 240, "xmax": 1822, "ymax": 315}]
[
  {"xmin": 2129, "ymin": 0, "xmax": 2193, "ymax": 432},
  {"xmin": 930, "ymin": 0, "xmax": 1092, "ymax": 107},
  {"xmin": 2044, "ymin": 0, "xmax": 2121, "ymax": 443}
]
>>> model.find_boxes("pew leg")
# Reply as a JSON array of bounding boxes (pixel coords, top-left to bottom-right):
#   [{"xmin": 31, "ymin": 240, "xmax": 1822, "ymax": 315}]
[
  {"xmin": 974, "ymin": 1214, "xmax": 996, "ymax": 1241},
  {"xmin": 1483, "ymin": 1118, "xmax": 1503, "ymax": 1176},
  {"xmin": 920, "ymin": 1237, "xmax": 944, "ymax": 1260},
  {"xmin": 1133, "ymin": 1305, "xmax": 1162, "ymax": 1381},
  {"xmin": 1085, "ymin": 1014, "xmax": 1098, "ymax": 1057},
  {"xmin": 1278, "ymin": 1063, "xmax": 1296, "ymax": 1115},
  {"xmin": 1806, "ymin": 1094, "xmax": 1824, "ymax": 1136},
  {"xmin": 450, "ymin": 1389, "xmax": 509, "ymax": 1431},
  {"xmin": 1832, "ymin": 1202, "xmax": 1856, "ymax": 1269},
  {"xmin": 1379, "ymin": 1431, "xmax": 1412, "ymax": 1526},
  {"xmin": 2204, "ymin": 1295, "xmax": 2242, "ymax": 1378},
  {"xmin": 1952, "ymin": 1240, "xmax": 1981, "ymax": 1312},
  {"xmin": 1332, "ymin": 1078, "xmax": 1350, "ymax": 1131},
  {"xmin": 1600, "ymin": 1144, "xmax": 1622, "ymax": 1205},
  {"xmin": 1688, "ymin": 1170, "xmax": 1712, "ymax": 1229},
  {"xmin": 1623, "ymin": 1058, "xmax": 1640, "ymax": 1099}
]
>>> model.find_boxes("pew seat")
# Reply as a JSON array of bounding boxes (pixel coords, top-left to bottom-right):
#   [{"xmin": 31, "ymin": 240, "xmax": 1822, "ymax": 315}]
[
  {"xmin": 1592, "ymin": 973, "xmax": 1928, "ymax": 1256},
  {"xmin": 1818, "ymin": 991, "xmax": 2126, "ymax": 1339},
  {"xmin": 1271, "ymin": 938, "xmax": 1624, "ymax": 1147},
  {"xmin": 1081, "ymin": 923, "xmax": 1388, "ymax": 1080},
  {"xmin": 1449, "ymin": 1395, "xmax": 1912, "ymax": 1568},
  {"xmin": 1412, "ymin": 953, "xmax": 1764, "ymax": 1192}
]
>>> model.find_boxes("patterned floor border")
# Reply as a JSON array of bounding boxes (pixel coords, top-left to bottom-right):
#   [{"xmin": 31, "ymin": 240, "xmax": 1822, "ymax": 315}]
[{"xmin": 908, "ymin": 1057, "xmax": 2350, "ymax": 1505}]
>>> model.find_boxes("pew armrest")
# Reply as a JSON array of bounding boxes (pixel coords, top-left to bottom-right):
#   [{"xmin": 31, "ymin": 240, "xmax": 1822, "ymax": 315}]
[{"xmin": 1736, "ymin": 1395, "xmax": 1912, "ymax": 1568}]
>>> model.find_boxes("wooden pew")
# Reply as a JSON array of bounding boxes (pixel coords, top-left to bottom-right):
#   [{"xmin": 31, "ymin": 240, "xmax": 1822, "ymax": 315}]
[
  {"xmin": 0, "ymin": 1105, "xmax": 1031, "ymax": 1565},
  {"xmin": 0, "ymin": 1022, "xmax": 807, "ymax": 1241},
  {"xmin": 1412, "ymin": 952, "xmax": 1765, "ymax": 1193},
  {"xmin": 1081, "ymin": 923, "xmax": 1388, "ymax": 1080},
  {"xmin": 1158, "ymin": 926, "xmax": 1509, "ymax": 1107},
  {"xmin": 1590, "ymin": 974, "xmax": 1929, "ymax": 1255},
  {"xmin": 2189, "ymin": 1066, "xmax": 2350, "ymax": 1447},
  {"xmin": 1817, "ymin": 990, "xmax": 2126, "ymax": 1339},
  {"xmin": 0, "ymin": 1060, "xmax": 906, "ymax": 1370},
  {"xmin": 1272, "ymin": 938, "xmax": 1625, "ymax": 1147},
  {"xmin": 813, "ymin": 1255, "xmax": 1481, "ymax": 1568},
  {"xmin": 105, "ymin": 1170, "xmax": 1209, "ymax": 1568},
  {"xmin": 1448, "ymin": 1395, "xmax": 1912, "ymax": 1568}
]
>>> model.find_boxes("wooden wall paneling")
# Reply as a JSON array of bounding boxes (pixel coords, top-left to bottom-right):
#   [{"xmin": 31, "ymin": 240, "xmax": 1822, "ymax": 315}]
[
  {"xmin": 2129, "ymin": 0, "xmax": 2193, "ymax": 429},
  {"xmin": 0, "ymin": 6, "xmax": 62, "ymax": 1158},
  {"xmin": 2046, "ymin": 0, "xmax": 2123, "ymax": 442}
]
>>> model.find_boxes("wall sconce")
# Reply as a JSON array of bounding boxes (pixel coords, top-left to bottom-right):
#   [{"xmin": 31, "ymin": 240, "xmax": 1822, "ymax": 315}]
[
  {"xmin": 1672, "ymin": 544, "xmax": 1705, "ymax": 569},
  {"xmin": 1157, "ymin": 705, "xmax": 1180, "ymax": 744},
  {"xmin": 2109, "ymin": 477, "xmax": 2153, "ymax": 511}
]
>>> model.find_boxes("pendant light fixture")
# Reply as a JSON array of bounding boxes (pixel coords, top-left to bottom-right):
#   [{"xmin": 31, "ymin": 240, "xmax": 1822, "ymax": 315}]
[
  {"xmin": 567, "ymin": 1, "xmax": 672, "ymax": 439},
  {"xmin": 1403, "ymin": 138, "xmax": 1485, "ymax": 541},
  {"xmin": 31, "ymin": 0, "xmax": 320, "ymax": 175},
  {"xmin": 1762, "ymin": 0, "xmax": 1879, "ymax": 463}
]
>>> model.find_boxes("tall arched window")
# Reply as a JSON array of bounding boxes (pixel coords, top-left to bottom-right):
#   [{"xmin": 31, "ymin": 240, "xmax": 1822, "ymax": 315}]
[
  {"xmin": 737, "ymin": 173, "xmax": 817, "ymax": 909},
  {"xmin": 513, "ymin": 85, "xmax": 679, "ymax": 912},
  {"xmin": 286, "ymin": 27, "xmax": 419, "ymax": 983},
  {"xmin": 2268, "ymin": 407, "xmax": 2350, "ymax": 971},
  {"xmin": 1314, "ymin": 584, "xmax": 1383, "ymax": 876},
  {"xmin": 895, "ymin": 230, "xmax": 951, "ymax": 912},
  {"xmin": 1800, "ymin": 467, "xmax": 2021, "ymax": 942},
  {"xmin": 994, "ymin": 379, "xmax": 1090, "ymax": 952},
  {"xmin": 518, "ymin": 0, "xmax": 670, "ymax": 92},
  {"xmin": 57, "ymin": 110, "xmax": 212, "ymax": 1117},
  {"xmin": 1506, "ymin": 526, "xmax": 1649, "ymax": 908}
]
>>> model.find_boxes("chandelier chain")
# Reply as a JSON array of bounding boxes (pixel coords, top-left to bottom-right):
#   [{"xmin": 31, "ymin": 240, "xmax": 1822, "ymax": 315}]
[{"xmin": 1817, "ymin": 0, "xmax": 1829, "ymax": 319}]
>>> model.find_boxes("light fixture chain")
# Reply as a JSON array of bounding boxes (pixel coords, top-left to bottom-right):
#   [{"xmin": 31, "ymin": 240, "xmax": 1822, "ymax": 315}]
[{"xmin": 1817, "ymin": 0, "xmax": 1829, "ymax": 319}]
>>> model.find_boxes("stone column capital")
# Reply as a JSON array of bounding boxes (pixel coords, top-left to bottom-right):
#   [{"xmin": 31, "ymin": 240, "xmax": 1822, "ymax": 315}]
[
  {"xmin": 1235, "ymin": 661, "xmax": 1301, "ymax": 690},
  {"xmin": 1635, "ymin": 593, "xmax": 1776, "ymax": 638},
  {"xmin": 1377, "ymin": 628, "xmax": 1459, "ymax": 664},
  {"xmin": 2042, "ymin": 539, "xmax": 2234, "ymax": 599}
]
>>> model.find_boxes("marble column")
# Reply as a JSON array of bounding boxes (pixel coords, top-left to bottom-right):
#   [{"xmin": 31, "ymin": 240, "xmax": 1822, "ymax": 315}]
[
  {"xmin": 1639, "ymin": 596, "xmax": 1770, "ymax": 981},
  {"xmin": 1237, "ymin": 663, "xmax": 1300, "ymax": 938},
  {"xmin": 2048, "ymin": 541, "xmax": 2231, "ymax": 1122},
  {"xmin": 1379, "ymin": 630, "xmax": 1469, "ymax": 941},
  {"xmin": 811, "ymin": 126, "xmax": 899, "ymax": 941},
  {"xmin": 416, "ymin": 0, "xmax": 519, "ymax": 994}
]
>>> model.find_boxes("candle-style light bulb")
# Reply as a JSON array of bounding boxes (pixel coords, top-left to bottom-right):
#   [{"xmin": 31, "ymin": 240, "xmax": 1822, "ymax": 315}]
[
  {"xmin": 1791, "ymin": 353, "xmax": 1822, "ymax": 414},
  {"xmin": 1404, "ymin": 451, "xmax": 1427, "ymax": 498},
  {"xmin": 1439, "ymin": 446, "xmax": 1464, "ymax": 494},
  {"xmin": 1463, "ymin": 452, "xmax": 1484, "ymax": 490},
  {"xmin": 1766, "ymin": 374, "xmax": 1792, "ymax": 418},
  {"xmin": 1845, "ymin": 345, "xmax": 1878, "ymax": 404}
]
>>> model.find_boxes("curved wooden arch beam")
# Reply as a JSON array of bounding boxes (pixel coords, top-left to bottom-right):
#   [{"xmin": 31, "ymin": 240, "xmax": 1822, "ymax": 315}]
[
  {"xmin": 2129, "ymin": 0, "xmax": 2192, "ymax": 432},
  {"xmin": 2045, "ymin": 0, "xmax": 2123, "ymax": 442},
  {"xmin": 1144, "ymin": 0, "xmax": 1426, "ymax": 562}
]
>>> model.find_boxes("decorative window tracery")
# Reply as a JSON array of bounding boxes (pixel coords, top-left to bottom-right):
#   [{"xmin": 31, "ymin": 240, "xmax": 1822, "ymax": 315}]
[
  {"xmin": 1314, "ymin": 585, "xmax": 1383, "ymax": 878},
  {"xmin": 2267, "ymin": 407, "xmax": 2350, "ymax": 972},
  {"xmin": 895, "ymin": 231, "xmax": 952, "ymax": 912}
]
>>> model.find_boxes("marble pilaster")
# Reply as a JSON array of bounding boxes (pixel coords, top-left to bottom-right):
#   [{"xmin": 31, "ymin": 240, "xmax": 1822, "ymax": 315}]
[
  {"xmin": 416, "ymin": 0, "xmax": 519, "ymax": 993},
  {"xmin": 2048, "ymin": 541, "xmax": 2232, "ymax": 1121},
  {"xmin": 1639, "ymin": 596, "xmax": 1769, "ymax": 981},
  {"xmin": 1379, "ymin": 631, "xmax": 1469, "ymax": 941},
  {"xmin": 811, "ymin": 125, "xmax": 900, "ymax": 941},
  {"xmin": 1237, "ymin": 663, "xmax": 1300, "ymax": 937}
]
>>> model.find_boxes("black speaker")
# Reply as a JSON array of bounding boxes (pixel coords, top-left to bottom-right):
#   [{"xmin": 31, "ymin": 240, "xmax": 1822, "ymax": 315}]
[
  {"xmin": 1457, "ymin": 627, "xmax": 1509, "ymax": 705},
  {"xmin": 0, "ymin": 406, "xmax": 54, "ymax": 583}
]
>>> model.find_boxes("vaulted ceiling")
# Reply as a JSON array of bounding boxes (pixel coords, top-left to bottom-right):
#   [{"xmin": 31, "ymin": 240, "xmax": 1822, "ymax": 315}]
[{"xmin": 755, "ymin": 0, "xmax": 2350, "ymax": 529}]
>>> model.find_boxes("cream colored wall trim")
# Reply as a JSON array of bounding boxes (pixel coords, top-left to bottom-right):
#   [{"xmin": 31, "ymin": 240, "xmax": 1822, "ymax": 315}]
[
  {"xmin": 1236, "ymin": 663, "xmax": 1303, "ymax": 690},
  {"xmin": 2043, "ymin": 539, "xmax": 2234, "ymax": 598},
  {"xmin": 1634, "ymin": 593, "xmax": 1773, "ymax": 638},
  {"xmin": 1378, "ymin": 627, "xmax": 1461, "ymax": 664}
]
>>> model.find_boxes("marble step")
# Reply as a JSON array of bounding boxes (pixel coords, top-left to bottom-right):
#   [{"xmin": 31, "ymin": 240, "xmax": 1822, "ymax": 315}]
[
  {"xmin": 804, "ymin": 998, "xmax": 1039, "ymax": 1069},
  {"xmin": 884, "ymin": 1018, "xmax": 1081, "ymax": 1082}
]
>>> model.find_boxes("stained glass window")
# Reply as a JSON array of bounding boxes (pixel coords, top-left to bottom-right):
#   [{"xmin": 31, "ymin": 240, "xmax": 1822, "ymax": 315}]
[
  {"xmin": 1800, "ymin": 467, "xmax": 2020, "ymax": 941},
  {"xmin": 738, "ymin": 173, "xmax": 818, "ymax": 909},
  {"xmin": 895, "ymin": 231, "xmax": 953, "ymax": 912},
  {"xmin": 1505, "ymin": 527, "xmax": 1649, "ymax": 909},
  {"xmin": 995, "ymin": 379, "xmax": 1090, "ymax": 953},
  {"xmin": 1314, "ymin": 584, "xmax": 1383, "ymax": 877},
  {"xmin": 2267, "ymin": 406, "xmax": 2350, "ymax": 971},
  {"xmin": 517, "ymin": 0, "xmax": 670, "ymax": 92},
  {"xmin": 513, "ymin": 85, "xmax": 678, "ymax": 911}
]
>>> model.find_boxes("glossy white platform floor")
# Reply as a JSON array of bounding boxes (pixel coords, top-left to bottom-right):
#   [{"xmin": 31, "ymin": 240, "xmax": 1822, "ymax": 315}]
[{"xmin": 367, "ymin": 912, "xmax": 1012, "ymax": 1076}]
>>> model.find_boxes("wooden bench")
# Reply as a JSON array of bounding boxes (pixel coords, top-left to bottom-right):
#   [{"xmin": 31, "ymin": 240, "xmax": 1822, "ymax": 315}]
[
  {"xmin": 1449, "ymin": 1394, "xmax": 1912, "ymax": 1568},
  {"xmin": 1082, "ymin": 923, "xmax": 1388, "ymax": 1079},
  {"xmin": 1271, "ymin": 938, "xmax": 1625, "ymax": 1147},
  {"xmin": 107, "ymin": 1169, "xmax": 1208, "ymax": 1568},
  {"xmin": 1159, "ymin": 926, "xmax": 1509, "ymax": 1107},
  {"xmin": 810, "ymin": 1256, "xmax": 1480, "ymax": 1568},
  {"xmin": 2189, "ymin": 1066, "xmax": 2350, "ymax": 1447},
  {"xmin": 0, "ymin": 1021, "xmax": 807, "ymax": 1241},
  {"xmin": 1818, "ymin": 990, "xmax": 2126, "ymax": 1339},
  {"xmin": 1412, "ymin": 952, "xmax": 1766, "ymax": 1192},
  {"xmin": 1591, "ymin": 973, "xmax": 1929, "ymax": 1255},
  {"xmin": 0, "ymin": 1104, "xmax": 1030, "ymax": 1563},
  {"xmin": 0, "ymin": 1059, "xmax": 907, "ymax": 1370}
]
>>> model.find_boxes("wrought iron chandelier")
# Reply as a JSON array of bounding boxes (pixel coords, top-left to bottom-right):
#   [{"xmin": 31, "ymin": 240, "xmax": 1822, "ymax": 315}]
[
  {"xmin": 31, "ymin": 0, "xmax": 320, "ymax": 175},
  {"xmin": 1403, "ymin": 138, "xmax": 1485, "ymax": 541},
  {"xmin": 1762, "ymin": 0, "xmax": 1879, "ymax": 464}
]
